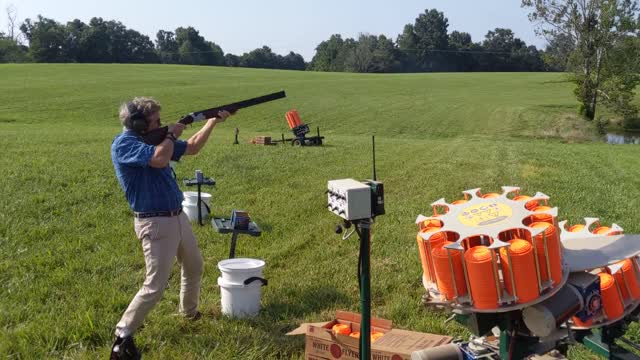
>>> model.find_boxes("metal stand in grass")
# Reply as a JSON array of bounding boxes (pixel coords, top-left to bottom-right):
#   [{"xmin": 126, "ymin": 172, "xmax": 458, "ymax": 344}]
[
  {"xmin": 572, "ymin": 318, "xmax": 640, "ymax": 360},
  {"xmin": 328, "ymin": 136, "xmax": 385, "ymax": 360},
  {"xmin": 212, "ymin": 210, "xmax": 262, "ymax": 259},
  {"xmin": 356, "ymin": 219, "xmax": 372, "ymax": 359}
]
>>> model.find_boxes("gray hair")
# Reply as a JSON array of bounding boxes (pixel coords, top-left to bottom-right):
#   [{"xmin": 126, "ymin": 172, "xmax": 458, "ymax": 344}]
[{"xmin": 119, "ymin": 97, "xmax": 162, "ymax": 128}]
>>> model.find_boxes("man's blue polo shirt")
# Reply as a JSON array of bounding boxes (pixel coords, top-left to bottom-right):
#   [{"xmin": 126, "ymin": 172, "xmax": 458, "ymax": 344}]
[{"xmin": 111, "ymin": 130, "xmax": 188, "ymax": 213}]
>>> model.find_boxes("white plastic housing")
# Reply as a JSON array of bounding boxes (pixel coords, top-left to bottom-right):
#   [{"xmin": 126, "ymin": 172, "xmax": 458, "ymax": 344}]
[{"xmin": 327, "ymin": 179, "xmax": 371, "ymax": 220}]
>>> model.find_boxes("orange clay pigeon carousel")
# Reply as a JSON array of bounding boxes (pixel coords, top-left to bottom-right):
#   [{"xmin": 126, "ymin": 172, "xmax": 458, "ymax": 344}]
[{"xmin": 411, "ymin": 186, "xmax": 640, "ymax": 360}]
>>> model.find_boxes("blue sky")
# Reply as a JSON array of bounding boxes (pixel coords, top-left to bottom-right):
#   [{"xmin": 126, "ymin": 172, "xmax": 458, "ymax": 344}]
[{"xmin": 1, "ymin": 0, "xmax": 546, "ymax": 61}]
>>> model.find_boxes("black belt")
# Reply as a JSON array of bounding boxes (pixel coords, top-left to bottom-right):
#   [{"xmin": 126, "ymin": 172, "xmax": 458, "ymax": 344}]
[{"xmin": 134, "ymin": 208, "xmax": 182, "ymax": 218}]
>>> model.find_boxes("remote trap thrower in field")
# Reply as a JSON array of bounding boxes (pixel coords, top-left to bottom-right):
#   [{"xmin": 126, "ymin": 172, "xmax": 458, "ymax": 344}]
[{"xmin": 270, "ymin": 110, "xmax": 325, "ymax": 146}]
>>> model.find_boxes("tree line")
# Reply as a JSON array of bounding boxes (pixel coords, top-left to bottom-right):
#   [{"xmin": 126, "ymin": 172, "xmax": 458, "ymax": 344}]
[
  {"xmin": 310, "ymin": 10, "xmax": 548, "ymax": 72},
  {"xmin": 0, "ymin": 15, "xmax": 305, "ymax": 70},
  {"xmin": 1, "ymin": 6, "xmax": 637, "ymax": 78},
  {"xmin": 2, "ymin": 7, "xmax": 560, "ymax": 72}
]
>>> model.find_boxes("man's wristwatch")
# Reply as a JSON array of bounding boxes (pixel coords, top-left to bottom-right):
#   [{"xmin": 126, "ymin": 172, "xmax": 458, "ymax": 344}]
[{"xmin": 166, "ymin": 132, "xmax": 177, "ymax": 142}]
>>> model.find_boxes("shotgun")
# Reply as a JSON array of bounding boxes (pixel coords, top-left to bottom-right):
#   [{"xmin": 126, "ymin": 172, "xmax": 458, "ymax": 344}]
[{"xmin": 142, "ymin": 90, "xmax": 286, "ymax": 145}]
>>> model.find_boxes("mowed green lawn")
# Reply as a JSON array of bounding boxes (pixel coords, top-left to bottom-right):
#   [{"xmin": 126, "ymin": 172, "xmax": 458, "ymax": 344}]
[{"xmin": 1, "ymin": 64, "xmax": 640, "ymax": 359}]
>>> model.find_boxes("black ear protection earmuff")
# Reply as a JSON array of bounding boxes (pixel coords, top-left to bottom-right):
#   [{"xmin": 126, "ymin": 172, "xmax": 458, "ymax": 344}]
[{"xmin": 126, "ymin": 102, "xmax": 148, "ymax": 133}]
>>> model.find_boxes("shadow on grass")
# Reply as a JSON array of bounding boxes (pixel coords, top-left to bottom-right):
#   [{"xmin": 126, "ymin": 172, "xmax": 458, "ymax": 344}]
[
  {"xmin": 534, "ymin": 104, "xmax": 576, "ymax": 111},
  {"xmin": 263, "ymin": 285, "xmax": 352, "ymax": 356},
  {"xmin": 204, "ymin": 284, "xmax": 350, "ymax": 325},
  {"xmin": 261, "ymin": 285, "xmax": 351, "ymax": 322},
  {"xmin": 540, "ymin": 79, "xmax": 573, "ymax": 84},
  {"xmin": 262, "ymin": 139, "xmax": 335, "ymax": 148},
  {"xmin": 256, "ymin": 220, "xmax": 274, "ymax": 233},
  {"xmin": 201, "ymin": 284, "xmax": 350, "ymax": 358}
]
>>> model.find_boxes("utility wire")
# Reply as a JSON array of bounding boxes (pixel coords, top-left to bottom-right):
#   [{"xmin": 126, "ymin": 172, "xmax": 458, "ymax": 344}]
[
  {"xmin": 154, "ymin": 47, "xmax": 540, "ymax": 57},
  {"xmin": 398, "ymin": 48, "xmax": 540, "ymax": 55}
]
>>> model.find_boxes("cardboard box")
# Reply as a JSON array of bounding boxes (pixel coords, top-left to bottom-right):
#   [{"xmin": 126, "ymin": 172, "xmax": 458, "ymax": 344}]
[
  {"xmin": 287, "ymin": 311, "xmax": 452, "ymax": 360},
  {"xmin": 251, "ymin": 136, "xmax": 273, "ymax": 145}
]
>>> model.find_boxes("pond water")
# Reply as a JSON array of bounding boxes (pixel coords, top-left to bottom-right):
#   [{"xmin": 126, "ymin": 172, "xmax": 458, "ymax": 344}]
[{"xmin": 606, "ymin": 132, "xmax": 640, "ymax": 144}]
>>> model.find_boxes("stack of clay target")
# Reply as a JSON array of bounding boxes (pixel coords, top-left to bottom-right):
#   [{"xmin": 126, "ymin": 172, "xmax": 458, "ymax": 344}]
[
  {"xmin": 415, "ymin": 186, "xmax": 568, "ymax": 313},
  {"xmin": 560, "ymin": 219, "xmax": 640, "ymax": 329}
]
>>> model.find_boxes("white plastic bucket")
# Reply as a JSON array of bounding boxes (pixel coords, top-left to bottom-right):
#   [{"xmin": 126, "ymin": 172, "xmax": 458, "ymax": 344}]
[
  {"xmin": 182, "ymin": 201, "xmax": 209, "ymax": 222},
  {"xmin": 181, "ymin": 192, "xmax": 211, "ymax": 222},
  {"xmin": 218, "ymin": 258, "xmax": 265, "ymax": 284},
  {"xmin": 183, "ymin": 191, "xmax": 212, "ymax": 206},
  {"xmin": 218, "ymin": 277, "xmax": 265, "ymax": 318},
  {"xmin": 217, "ymin": 258, "xmax": 267, "ymax": 318}
]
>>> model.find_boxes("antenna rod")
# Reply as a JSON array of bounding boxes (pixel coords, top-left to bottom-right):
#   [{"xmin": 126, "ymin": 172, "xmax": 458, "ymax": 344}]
[{"xmin": 372, "ymin": 135, "xmax": 377, "ymax": 181}]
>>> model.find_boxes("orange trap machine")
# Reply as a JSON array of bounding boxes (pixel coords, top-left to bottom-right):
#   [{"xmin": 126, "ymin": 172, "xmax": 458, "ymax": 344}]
[
  {"xmin": 272, "ymin": 110, "xmax": 324, "ymax": 146},
  {"xmin": 411, "ymin": 187, "xmax": 640, "ymax": 359}
]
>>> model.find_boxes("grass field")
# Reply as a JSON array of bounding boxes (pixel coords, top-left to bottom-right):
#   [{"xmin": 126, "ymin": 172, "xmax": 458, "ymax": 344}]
[{"xmin": 1, "ymin": 64, "xmax": 640, "ymax": 359}]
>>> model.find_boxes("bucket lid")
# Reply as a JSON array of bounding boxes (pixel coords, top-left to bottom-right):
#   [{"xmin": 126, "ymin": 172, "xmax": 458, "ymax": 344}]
[
  {"xmin": 218, "ymin": 258, "xmax": 265, "ymax": 272},
  {"xmin": 183, "ymin": 191, "xmax": 212, "ymax": 199}
]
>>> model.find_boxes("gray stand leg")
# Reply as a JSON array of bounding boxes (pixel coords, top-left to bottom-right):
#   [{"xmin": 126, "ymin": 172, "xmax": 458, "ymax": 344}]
[{"xmin": 229, "ymin": 231, "xmax": 239, "ymax": 259}]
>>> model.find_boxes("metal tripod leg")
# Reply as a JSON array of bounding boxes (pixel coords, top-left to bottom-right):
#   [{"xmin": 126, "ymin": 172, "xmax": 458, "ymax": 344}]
[
  {"xmin": 229, "ymin": 231, "xmax": 239, "ymax": 259},
  {"xmin": 359, "ymin": 220, "xmax": 371, "ymax": 360}
]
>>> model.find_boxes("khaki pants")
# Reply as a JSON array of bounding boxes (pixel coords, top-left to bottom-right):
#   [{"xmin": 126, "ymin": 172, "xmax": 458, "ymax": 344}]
[{"xmin": 115, "ymin": 212, "xmax": 203, "ymax": 337}]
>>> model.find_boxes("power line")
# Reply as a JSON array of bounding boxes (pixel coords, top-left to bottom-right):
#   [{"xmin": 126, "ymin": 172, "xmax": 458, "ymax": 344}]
[
  {"xmin": 399, "ymin": 48, "xmax": 539, "ymax": 55},
  {"xmin": 155, "ymin": 48, "xmax": 301, "ymax": 56},
  {"xmin": 154, "ymin": 47, "xmax": 537, "ymax": 57}
]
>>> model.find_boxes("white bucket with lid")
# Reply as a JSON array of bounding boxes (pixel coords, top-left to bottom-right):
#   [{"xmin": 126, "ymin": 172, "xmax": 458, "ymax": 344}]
[
  {"xmin": 182, "ymin": 192, "xmax": 212, "ymax": 222},
  {"xmin": 218, "ymin": 258, "xmax": 265, "ymax": 284},
  {"xmin": 217, "ymin": 258, "xmax": 267, "ymax": 318}
]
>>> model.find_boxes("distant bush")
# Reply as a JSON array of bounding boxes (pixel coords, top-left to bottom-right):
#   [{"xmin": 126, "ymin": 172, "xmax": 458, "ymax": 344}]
[
  {"xmin": 622, "ymin": 117, "xmax": 640, "ymax": 130},
  {"xmin": 0, "ymin": 38, "xmax": 29, "ymax": 62},
  {"xmin": 596, "ymin": 117, "xmax": 609, "ymax": 135}
]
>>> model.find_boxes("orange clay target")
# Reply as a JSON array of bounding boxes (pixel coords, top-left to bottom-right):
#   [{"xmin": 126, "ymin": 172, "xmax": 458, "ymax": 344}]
[
  {"xmin": 348, "ymin": 331, "xmax": 384, "ymax": 343},
  {"xmin": 332, "ymin": 323, "xmax": 351, "ymax": 336},
  {"xmin": 416, "ymin": 228, "xmax": 446, "ymax": 282},
  {"xmin": 531, "ymin": 206, "xmax": 554, "ymax": 224},
  {"xmin": 614, "ymin": 259, "xmax": 640, "ymax": 301},
  {"xmin": 465, "ymin": 246, "xmax": 499, "ymax": 309},
  {"xmin": 599, "ymin": 272, "xmax": 624, "ymax": 320},
  {"xmin": 529, "ymin": 222, "xmax": 562, "ymax": 286},
  {"xmin": 432, "ymin": 242, "xmax": 467, "ymax": 300},
  {"xmin": 499, "ymin": 239, "xmax": 540, "ymax": 304},
  {"xmin": 514, "ymin": 195, "xmax": 539, "ymax": 211},
  {"xmin": 568, "ymin": 224, "xmax": 585, "ymax": 232}
]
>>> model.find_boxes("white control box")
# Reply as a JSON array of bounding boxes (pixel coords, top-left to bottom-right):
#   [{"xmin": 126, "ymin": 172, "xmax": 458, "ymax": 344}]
[{"xmin": 327, "ymin": 179, "xmax": 371, "ymax": 220}]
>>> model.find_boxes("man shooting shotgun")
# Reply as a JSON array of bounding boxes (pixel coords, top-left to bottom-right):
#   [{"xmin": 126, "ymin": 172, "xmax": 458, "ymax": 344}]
[{"xmin": 109, "ymin": 91, "xmax": 285, "ymax": 359}]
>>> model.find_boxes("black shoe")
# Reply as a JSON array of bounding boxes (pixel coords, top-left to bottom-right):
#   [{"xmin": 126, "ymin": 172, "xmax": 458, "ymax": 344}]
[
  {"xmin": 186, "ymin": 311, "xmax": 202, "ymax": 321},
  {"xmin": 110, "ymin": 336, "xmax": 141, "ymax": 360}
]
